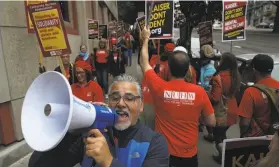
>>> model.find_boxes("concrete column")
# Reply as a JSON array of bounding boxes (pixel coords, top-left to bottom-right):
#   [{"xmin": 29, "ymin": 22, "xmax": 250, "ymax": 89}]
[
  {"xmin": 103, "ymin": 7, "xmax": 108, "ymax": 24},
  {"xmin": 76, "ymin": 1, "xmax": 89, "ymax": 49}
]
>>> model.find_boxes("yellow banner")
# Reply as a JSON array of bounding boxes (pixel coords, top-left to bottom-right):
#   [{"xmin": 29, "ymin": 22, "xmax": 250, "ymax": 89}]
[
  {"xmin": 25, "ymin": 0, "xmax": 47, "ymax": 32},
  {"xmin": 33, "ymin": 9, "xmax": 67, "ymax": 52}
]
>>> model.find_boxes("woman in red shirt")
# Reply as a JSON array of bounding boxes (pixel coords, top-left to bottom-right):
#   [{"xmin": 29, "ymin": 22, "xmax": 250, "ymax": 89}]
[
  {"xmin": 208, "ymin": 52, "xmax": 241, "ymax": 163},
  {"xmin": 94, "ymin": 39, "xmax": 109, "ymax": 99},
  {"xmin": 71, "ymin": 61, "xmax": 104, "ymax": 103}
]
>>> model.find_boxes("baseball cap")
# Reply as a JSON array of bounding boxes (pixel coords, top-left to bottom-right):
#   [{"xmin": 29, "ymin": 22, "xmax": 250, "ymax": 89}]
[
  {"xmin": 200, "ymin": 44, "xmax": 214, "ymax": 58},
  {"xmin": 173, "ymin": 46, "xmax": 188, "ymax": 54},
  {"xmin": 164, "ymin": 43, "xmax": 176, "ymax": 53},
  {"xmin": 251, "ymin": 54, "xmax": 274, "ymax": 73}
]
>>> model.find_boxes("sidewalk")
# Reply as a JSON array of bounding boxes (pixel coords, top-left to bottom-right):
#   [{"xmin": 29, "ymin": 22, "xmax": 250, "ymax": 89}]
[
  {"xmin": 213, "ymin": 27, "xmax": 273, "ymax": 32},
  {"xmin": 0, "ymin": 140, "xmax": 32, "ymax": 167}
]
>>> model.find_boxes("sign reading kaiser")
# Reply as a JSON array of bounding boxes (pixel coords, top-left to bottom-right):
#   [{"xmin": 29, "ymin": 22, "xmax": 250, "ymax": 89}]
[
  {"xmin": 222, "ymin": 137, "xmax": 270, "ymax": 167},
  {"xmin": 28, "ymin": 2, "xmax": 71, "ymax": 57},
  {"xmin": 222, "ymin": 0, "xmax": 248, "ymax": 42},
  {"xmin": 145, "ymin": 0, "xmax": 174, "ymax": 39}
]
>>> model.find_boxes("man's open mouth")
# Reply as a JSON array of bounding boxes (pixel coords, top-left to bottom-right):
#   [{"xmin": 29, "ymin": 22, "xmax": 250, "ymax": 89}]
[{"xmin": 116, "ymin": 110, "xmax": 129, "ymax": 118}]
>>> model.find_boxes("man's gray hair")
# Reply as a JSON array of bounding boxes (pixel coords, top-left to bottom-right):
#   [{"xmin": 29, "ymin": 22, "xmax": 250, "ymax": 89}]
[{"xmin": 108, "ymin": 74, "xmax": 142, "ymax": 98}]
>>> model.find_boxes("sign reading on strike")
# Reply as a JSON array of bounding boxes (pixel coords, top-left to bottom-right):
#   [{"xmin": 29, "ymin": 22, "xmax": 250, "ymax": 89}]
[
  {"xmin": 222, "ymin": 1, "xmax": 248, "ymax": 42},
  {"xmin": 25, "ymin": 0, "xmax": 48, "ymax": 33},
  {"xmin": 145, "ymin": 0, "xmax": 174, "ymax": 39},
  {"xmin": 88, "ymin": 20, "xmax": 99, "ymax": 39},
  {"xmin": 99, "ymin": 25, "xmax": 108, "ymax": 39},
  {"xmin": 28, "ymin": 2, "xmax": 71, "ymax": 57},
  {"xmin": 136, "ymin": 16, "xmax": 145, "ymax": 32},
  {"xmin": 198, "ymin": 21, "xmax": 213, "ymax": 47},
  {"xmin": 222, "ymin": 137, "xmax": 270, "ymax": 167}
]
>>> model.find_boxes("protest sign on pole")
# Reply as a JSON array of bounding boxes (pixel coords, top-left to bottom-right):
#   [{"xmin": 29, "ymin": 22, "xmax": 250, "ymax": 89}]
[
  {"xmin": 99, "ymin": 25, "xmax": 108, "ymax": 39},
  {"xmin": 222, "ymin": 0, "xmax": 248, "ymax": 42},
  {"xmin": 136, "ymin": 16, "xmax": 145, "ymax": 32},
  {"xmin": 116, "ymin": 22, "xmax": 124, "ymax": 38},
  {"xmin": 221, "ymin": 136, "xmax": 270, "ymax": 167},
  {"xmin": 28, "ymin": 2, "xmax": 71, "ymax": 57},
  {"xmin": 198, "ymin": 21, "xmax": 213, "ymax": 48},
  {"xmin": 145, "ymin": 0, "xmax": 174, "ymax": 39},
  {"xmin": 88, "ymin": 19, "xmax": 99, "ymax": 39},
  {"xmin": 24, "ymin": 0, "xmax": 48, "ymax": 33}
]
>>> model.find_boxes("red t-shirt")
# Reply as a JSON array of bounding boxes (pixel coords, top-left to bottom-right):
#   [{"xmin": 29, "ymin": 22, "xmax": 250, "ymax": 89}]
[
  {"xmin": 144, "ymin": 69, "xmax": 214, "ymax": 157},
  {"xmin": 142, "ymin": 55, "xmax": 158, "ymax": 104},
  {"xmin": 190, "ymin": 65, "xmax": 197, "ymax": 85},
  {"xmin": 239, "ymin": 77, "xmax": 279, "ymax": 137},
  {"xmin": 109, "ymin": 37, "xmax": 117, "ymax": 49},
  {"xmin": 142, "ymin": 55, "xmax": 169, "ymax": 104},
  {"xmin": 96, "ymin": 50, "xmax": 109, "ymax": 64},
  {"xmin": 208, "ymin": 71, "xmax": 240, "ymax": 126},
  {"xmin": 71, "ymin": 80, "xmax": 104, "ymax": 102}
]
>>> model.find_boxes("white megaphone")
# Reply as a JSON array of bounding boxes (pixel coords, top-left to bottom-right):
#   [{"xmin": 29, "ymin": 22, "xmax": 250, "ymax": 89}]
[{"xmin": 21, "ymin": 71, "xmax": 118, "ymax": 152}]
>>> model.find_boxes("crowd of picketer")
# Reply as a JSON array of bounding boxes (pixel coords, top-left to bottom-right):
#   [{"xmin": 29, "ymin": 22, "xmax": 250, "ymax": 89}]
[{"xmin": 28, "ymin": 26, "xmax": 279, "ymax": 167}]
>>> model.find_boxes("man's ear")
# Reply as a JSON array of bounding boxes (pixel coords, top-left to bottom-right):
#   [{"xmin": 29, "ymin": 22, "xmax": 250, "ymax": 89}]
[{"xmin": 139, "ymin": 99, "xmax": 144, "ymax": 113}]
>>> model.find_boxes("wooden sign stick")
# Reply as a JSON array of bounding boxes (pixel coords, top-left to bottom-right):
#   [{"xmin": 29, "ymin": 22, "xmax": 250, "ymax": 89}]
[
  {"xmin": 56, "ymin": 56, "xmax": 66, "ymax": 77},
  {"xmin": 156, "ymin": 39, "xmax": 160, "ymax": 65}
]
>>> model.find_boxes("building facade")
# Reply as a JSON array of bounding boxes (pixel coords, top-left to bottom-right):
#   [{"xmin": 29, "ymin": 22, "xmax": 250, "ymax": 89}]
[
  {"xmin": 247, "ymin": 1, "xmax": 277, "ymax": 27},
  {"xmin": 0, "ymin": 1, "xmax": 118, "ymax": 166}
]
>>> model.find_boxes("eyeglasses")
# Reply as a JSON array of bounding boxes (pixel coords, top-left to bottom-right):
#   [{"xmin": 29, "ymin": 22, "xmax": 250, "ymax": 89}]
[
  {"xmin": 109, "ymin": 93, "xmax": 141, "ymax": 104},
  {"xmin": 61, "ymin": 55, "xmax": 69, "ymax": 59},
  {"xmin": 76, "ymin": 71, "xmax": 85, "ymax": 75}
]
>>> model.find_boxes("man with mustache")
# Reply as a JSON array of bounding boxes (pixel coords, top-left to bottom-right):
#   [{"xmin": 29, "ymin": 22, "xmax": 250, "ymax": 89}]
[{"xmin": 29, "ymin": 74, "xmax": 169, "ymax": 167}]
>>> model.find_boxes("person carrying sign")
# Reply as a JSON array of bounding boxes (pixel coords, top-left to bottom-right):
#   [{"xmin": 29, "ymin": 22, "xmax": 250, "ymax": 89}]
[
  {"xmin": 54, "ymin": 54, "xmax": 76, "ymax": 85},
  {"xmin": 140, "ymin": 42, "xmax": 174, "ymax": 130},
  {"xmin": 140, "ymin": 26, "xmax": 216, "ymax": 167}
]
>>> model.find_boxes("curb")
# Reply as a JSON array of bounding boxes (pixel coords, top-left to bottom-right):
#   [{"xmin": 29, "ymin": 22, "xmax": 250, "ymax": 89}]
[
  {"xmin": 0, "ymin": 140, "xmax": 32, "ymax": 167},
  {"xmin": 9, "ymin": 153, "xmax": 32, "ymax": 167},
  {"xmin": 212, "ymin": 28, "xmax": 279, "ymax": 36}
]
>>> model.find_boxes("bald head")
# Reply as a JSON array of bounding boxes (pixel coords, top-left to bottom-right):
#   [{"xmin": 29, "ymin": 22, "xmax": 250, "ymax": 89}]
[{"xmin": 168, "ymin": 51, "xmax": 190, "ymax": 78}]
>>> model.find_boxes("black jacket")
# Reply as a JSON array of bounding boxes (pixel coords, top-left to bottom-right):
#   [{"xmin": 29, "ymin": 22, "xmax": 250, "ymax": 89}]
[
  {"xmin": 28, "ymin": 123, "xmax": 169, "ymax": 167},
  {"xmin": 108, "ymin": 51, "xmax": 125, "ymax": 77},
  {"xmin": 54, "ymin": 63, "xmax": 76, "ymax": 85}
]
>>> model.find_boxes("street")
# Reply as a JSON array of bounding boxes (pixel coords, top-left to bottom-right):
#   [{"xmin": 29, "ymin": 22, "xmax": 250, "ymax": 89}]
[{"xmin": 192, "ymin": 29, "xmax": 279, "ymax": 55}]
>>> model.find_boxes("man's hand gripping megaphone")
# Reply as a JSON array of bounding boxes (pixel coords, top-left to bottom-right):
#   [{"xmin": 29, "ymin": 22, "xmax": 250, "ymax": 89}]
[{"xmin": 82, "ymin": 102, "xmax": 114, "ymax": 167}]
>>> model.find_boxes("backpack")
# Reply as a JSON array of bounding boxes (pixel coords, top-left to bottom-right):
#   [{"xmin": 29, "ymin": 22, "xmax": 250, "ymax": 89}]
[{"xmin": 250, "ymin": 84, "xmax": 279, "ymax": 135}]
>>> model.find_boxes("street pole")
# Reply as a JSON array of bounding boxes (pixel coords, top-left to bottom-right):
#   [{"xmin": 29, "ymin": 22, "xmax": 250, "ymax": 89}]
[{"xmin": 230, "ymin": 41, "xmax": 233, "ymax": 53}]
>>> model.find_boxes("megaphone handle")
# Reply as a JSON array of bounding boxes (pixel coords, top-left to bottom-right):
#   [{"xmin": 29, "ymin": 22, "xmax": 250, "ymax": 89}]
[
  {"xmin": 81, "ymin": 130, "xmax": 108, "ymax": 167},
  {"xmin": 81, "ymin": 154, "xmax": 95, "ymax": 167}
]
